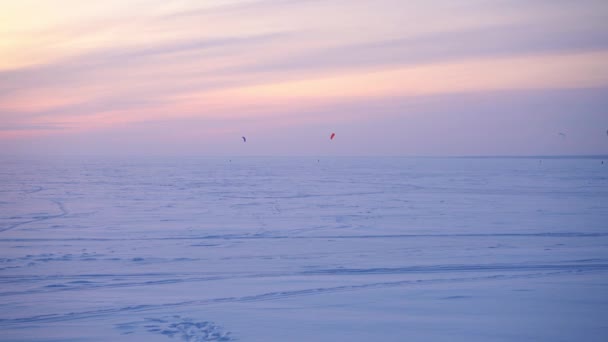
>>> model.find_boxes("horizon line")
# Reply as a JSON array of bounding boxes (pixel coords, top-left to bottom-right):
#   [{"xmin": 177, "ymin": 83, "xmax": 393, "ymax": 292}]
[{"xmin": 1, "ymin": 154, "xmax": 607, "ymax": 159}]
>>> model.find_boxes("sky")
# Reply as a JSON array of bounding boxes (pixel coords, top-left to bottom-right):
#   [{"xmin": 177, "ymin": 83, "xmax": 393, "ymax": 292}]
[{"xmin": 1, "ymin": 0, "xmax": 608, "ymax": 156}]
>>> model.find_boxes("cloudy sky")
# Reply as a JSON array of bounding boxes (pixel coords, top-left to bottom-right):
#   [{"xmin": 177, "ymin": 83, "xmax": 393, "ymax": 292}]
[{"xmin": 1, "ymin": 0, "xmax": 607, "ymax": 156}]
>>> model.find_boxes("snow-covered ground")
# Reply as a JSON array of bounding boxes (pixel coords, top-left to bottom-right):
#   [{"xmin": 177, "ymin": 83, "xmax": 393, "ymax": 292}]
[{"xmin": 1, "ymin": 156, "xmax": 607, "ymax": 341}]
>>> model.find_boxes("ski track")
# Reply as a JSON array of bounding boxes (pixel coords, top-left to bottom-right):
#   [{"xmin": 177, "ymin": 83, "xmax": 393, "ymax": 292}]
[
  {"xmin": 0, "ymin": 269, "xmax": 587, "ymax": 326},
  {"xmin": 0, "ymin": 262, "xmax": 606, "ymax": 297},
  {"xmin": 0, "ymin": 199, "xmax": 68, "ymax": 233},
  {"xmin": 1, "ymin": 231, "xmax": 607, "ymax": 242}
]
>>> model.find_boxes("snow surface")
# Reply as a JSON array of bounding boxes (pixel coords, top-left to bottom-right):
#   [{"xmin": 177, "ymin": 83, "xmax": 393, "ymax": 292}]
[{"xmin": 1, "ymin": 156, "xmax": 607, "ymax": 341}]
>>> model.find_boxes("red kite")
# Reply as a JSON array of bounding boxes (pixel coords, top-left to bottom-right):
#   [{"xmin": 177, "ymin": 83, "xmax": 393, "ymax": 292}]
[{"xmin": 330, "ymin": 133, "xmax": 336, "ymax": 140}]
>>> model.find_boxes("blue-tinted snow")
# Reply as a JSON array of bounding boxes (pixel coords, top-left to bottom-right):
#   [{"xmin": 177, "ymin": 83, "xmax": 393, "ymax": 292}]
[{"xmin": 1, "ymin": 156, "xmax": 607, "ymax": 341}]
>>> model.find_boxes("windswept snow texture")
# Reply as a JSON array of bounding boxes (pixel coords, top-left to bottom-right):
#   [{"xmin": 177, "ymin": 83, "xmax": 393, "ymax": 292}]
[{"xmin": 1, "ymin": 156, "xmax": 608, "ymax": 341}]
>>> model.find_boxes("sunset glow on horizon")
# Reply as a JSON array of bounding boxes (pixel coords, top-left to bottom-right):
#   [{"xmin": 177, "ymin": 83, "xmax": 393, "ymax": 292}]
[{"xmin": 2, "ymin": 0, "xmax": 608, "ymax": 156}]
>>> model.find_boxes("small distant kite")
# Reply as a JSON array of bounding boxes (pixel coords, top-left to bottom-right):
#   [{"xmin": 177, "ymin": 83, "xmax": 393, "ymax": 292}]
[
  {"xmin": 558, "ymin": 132, "xmax": 566, "ymax": 139},
  {"xmin": 242, "ymin": 136, "xmax": 247, "ymax": 143},
  {"xmin": 330, "ymin": 133, "xmax": 336, "ymax": 140}
]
